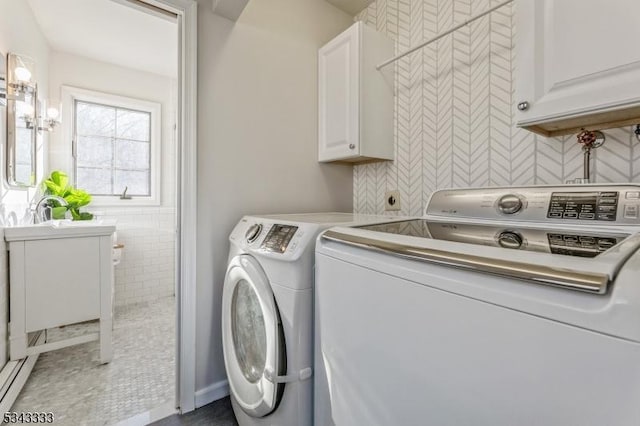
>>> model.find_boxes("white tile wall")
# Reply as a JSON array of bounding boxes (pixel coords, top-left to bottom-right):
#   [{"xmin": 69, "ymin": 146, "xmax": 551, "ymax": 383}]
[
  {"xmin": 353, "ymin": 0, "xmax": 640, "ymax": 216},
  {"xmin": 92, "ymin": 207, "xmax": 176, "ymax": 307}
]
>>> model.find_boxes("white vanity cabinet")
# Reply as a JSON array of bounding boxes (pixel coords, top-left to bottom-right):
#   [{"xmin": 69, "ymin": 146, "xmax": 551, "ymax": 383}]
[
  {"xmin": 516, "ymin": 0, "xmax": 640, "ymax": 136},
  {"xmin": 5, "ymin": 224, "xmax": 115, "ymax": 363},
  {"xmin": 318, "ymin": 21, "xmax": 394, "ymax": 163}
]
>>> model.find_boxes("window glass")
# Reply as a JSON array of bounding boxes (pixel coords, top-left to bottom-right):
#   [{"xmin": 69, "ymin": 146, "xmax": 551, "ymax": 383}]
[
  {"xmin": 76, "ymin": 136, "xmax": 113, "ymax": 168},
  {"xmin": 74, "ymin": 100, "xmax": 152, "ymax": 197},
  {"xmin": 77, "ymin": 167, "xmax": 112, "ymax": 195},
  {"xmin": 116, "ymin": 110, "xmax": 150, "ymax": 141},
  {"xmin": 115, "ymin": 140, "xmax": 150, "ymax": 170},
  {"xmin": 114, "ymin": 170, "xmax": 149, "ymax": 196},
  {"xmin": 76, "ymin": 103, "xmax": 115, "ymax": 137}
]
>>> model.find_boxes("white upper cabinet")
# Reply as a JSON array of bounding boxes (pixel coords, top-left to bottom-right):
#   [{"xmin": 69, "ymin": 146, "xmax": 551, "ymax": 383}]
[
  {"xmin": 318, "ymin": 22, "xmax": 394, "ymax": 163},
  {"xmin": 516, "ymin": 0, "xmax": 640, "ymax": 136}
]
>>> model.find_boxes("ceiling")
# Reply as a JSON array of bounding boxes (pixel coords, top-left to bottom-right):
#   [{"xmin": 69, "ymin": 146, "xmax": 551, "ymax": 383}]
[{"xmin": 27, "ymin": 0, "xmax": 177, "ymax": 78}]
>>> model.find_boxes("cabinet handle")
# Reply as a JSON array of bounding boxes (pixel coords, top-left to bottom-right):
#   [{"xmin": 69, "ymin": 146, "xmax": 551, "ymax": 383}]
[
  {"xmin": 517, "ymin": 101, "xmax": 530, "ymax": 111},
  {"xmin": 349, "ymin": 143, "xmax": 356, "ymax": 150}
]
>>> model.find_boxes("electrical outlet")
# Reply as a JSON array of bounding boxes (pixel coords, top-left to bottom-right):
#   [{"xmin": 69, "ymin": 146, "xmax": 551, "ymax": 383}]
[{"xmin": 385, "ymin": 190, "xmax": 401, "ymax": 211}]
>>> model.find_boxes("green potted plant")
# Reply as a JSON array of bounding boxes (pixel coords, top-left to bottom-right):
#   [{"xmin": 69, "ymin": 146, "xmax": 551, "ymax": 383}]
[{"xmin": 43, "ymin": 170, "xmax": 94, "ymax": 221}]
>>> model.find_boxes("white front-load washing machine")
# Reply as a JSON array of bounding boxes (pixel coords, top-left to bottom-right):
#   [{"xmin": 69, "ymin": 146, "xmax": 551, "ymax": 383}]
[{"xmin": 222, "ymin": 212, "xmax": 397, "ymax": 426}]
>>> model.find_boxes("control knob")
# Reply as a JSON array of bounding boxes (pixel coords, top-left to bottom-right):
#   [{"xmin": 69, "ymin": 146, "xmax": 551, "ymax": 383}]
[
  {"xmin": 245, "ymin": 223, "xmax": 263, "ymax": 243},
  {"xmin": 498, "ymin": 231, "xmax": 523, "ymax": 249},
  {"xmin": 498, "ymin": 194, "xmax": 523, "ymax": 215}
]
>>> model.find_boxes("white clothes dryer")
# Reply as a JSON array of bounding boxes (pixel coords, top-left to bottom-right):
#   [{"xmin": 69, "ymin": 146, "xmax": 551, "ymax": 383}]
[{"xmin": 223, "ymin": 212, "xmax": 398, "ymax": 426}]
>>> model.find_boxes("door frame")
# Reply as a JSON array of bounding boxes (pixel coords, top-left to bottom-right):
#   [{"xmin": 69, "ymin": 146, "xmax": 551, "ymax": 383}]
[{"xmin": 113, "ymin": 0, "xmax": 198, "ymax": 413}]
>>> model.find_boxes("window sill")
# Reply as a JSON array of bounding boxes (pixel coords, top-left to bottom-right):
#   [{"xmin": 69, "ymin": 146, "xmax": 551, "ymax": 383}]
[{"xmin": 88, "ymin": 196, "xmax": 161, "ymax": 207}]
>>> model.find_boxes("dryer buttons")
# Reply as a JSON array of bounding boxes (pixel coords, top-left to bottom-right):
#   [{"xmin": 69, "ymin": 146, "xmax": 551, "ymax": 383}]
[{"xmin": 261, "ymin": 224, "xmax": 299, "ymax": 253}]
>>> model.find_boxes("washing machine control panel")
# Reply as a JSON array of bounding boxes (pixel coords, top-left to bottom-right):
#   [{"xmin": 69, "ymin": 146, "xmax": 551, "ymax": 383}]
[
  {"xmin": 427, "ymin": 185, "xmax": 640, "ymax": 225},
  {"xmin": 260, "ymin": 224, "xmax": 298, "ymax": 253},
  {"xmin": 547, "ymin": 191, "xmax": 619, "ymax": 221}
]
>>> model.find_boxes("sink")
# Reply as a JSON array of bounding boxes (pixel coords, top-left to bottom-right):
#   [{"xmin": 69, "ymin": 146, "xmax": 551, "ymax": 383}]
[
  {"xmin": 49, "ymin": 219, "xmax": 105, "ymax": 227},
  {"xmin": 4, "ymin": 220, "xmax": 116, "ymax": 241}
]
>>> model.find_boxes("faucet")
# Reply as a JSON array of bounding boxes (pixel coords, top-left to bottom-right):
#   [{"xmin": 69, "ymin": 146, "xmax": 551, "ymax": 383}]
[{"xmin": 33, "ymin": 195, "xmax": 69, "ymax": 223}]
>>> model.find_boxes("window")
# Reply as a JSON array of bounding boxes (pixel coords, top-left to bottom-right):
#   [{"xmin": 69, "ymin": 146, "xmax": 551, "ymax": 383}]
[
  {"xmin": 63, "ymin": 86, "xmax": 161, "ymax": 205},
  {"xmin": 75, "ymin": 101, "xmax": 152, "ymax": 196}
]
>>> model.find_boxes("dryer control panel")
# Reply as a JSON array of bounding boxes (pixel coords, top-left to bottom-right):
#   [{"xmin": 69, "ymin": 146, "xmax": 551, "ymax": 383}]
[
  {"xmin": 229, "ymin": 217, "xmax": 317, "ymax": 260},
  {"xmin": 260, "ymin": 224, "xmax": 298, "ymax": 253}
]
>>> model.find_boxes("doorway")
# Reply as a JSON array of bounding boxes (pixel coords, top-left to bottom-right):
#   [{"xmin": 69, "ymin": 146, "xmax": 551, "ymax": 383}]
[{"xmin": 1, "ymin": 0, "xmax": 197, "ymax": 422}]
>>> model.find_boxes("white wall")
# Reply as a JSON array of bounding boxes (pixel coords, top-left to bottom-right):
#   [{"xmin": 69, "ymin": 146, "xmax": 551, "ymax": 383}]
[
  {"xmin": 48, "ymin": 51, "xmax": 177, "ymax": 306},
  {"xmin": 195, "ymin": 0, "xmax": 354, "ymax": 397},
  {"xmin": 0, "ymin": 0, "xmax": 51, "ymax": 372}
]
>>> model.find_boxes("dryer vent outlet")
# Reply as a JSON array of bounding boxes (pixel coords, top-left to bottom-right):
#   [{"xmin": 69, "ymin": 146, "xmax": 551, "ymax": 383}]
[{"xmin": 385, "ymin": 190, "xmax": 401, "ymax": 211}]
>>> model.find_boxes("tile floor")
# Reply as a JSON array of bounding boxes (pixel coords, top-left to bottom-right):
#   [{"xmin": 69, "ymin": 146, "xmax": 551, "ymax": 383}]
[{"xmin": 12, "ymin": 297, "xmax": 176, "ymax": 426}]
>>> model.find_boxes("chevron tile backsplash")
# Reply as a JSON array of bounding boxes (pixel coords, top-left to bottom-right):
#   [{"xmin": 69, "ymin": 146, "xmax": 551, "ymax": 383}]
[{"xmin": 353, "ymin": 0, "xmax": 640, "ymax": 216}]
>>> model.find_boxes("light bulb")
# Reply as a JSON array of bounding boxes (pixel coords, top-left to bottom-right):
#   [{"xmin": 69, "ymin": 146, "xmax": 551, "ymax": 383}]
[
  {"xmin": 14, "ymin": 66, "xmax": 32, "ymax": 83},
  {"xmin": 47, "ymin": 107, "xmax": 60, "ymax": 120}
]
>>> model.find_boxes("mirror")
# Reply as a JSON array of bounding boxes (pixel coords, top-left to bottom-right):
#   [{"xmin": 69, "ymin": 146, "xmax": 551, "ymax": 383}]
[
  {"xmin": 0, "ymin": 53, "xmax": 5, "ymax": 170},
  {"xmin": 5, "ymin": 52, "xmax": 37, "ymax": 188}
]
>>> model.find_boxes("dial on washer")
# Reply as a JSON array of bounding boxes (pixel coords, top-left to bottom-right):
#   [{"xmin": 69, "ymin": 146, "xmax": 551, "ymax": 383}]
[
  {"xmin": 245, "ymin": 224, "xmax": 263, "ymax": 243},
  {"xmin": 498, "ymin": 194, "xmax": 523, "ymax": 215}
]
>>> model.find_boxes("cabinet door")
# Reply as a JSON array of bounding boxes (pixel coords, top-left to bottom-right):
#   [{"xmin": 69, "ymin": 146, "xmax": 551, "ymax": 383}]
[
  {"xmin": 24, "ymin": 237, "xmax": 101, "ymax": 331},
  {"xmin": 318, "ymin": 23, "xmax": 360, "ymax": 162},
  {"xmin": 516, "ymin": 0, "xmax": 640, "ymax": 128}
]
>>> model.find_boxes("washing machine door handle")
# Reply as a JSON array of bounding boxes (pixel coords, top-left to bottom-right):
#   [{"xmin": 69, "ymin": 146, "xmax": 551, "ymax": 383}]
[{"xmin": 264, "ymin": 367, "xmax": 313, "ymax": 384}]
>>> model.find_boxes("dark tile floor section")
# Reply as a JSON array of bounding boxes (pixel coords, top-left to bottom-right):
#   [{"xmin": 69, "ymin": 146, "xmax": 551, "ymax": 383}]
[{"xmin": 151, "ymin": 397, "xmax": 238, "ymax": 426}]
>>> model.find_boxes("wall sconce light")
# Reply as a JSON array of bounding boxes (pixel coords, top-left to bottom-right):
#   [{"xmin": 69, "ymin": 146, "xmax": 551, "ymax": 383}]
[
  {"xmin": 37, "ymin": 100, "xmax": 61, "ymax": 132},
  {"xmin": 5, "ymin": 52, "xmax": 60, "ymax": 132},
  {"xmin": 19, "ymin": 103, "xmax": 36, "ymax": 129},
  {"xmin": 7, "ymin": 53, "xmax": 36, "ymax": 101}
]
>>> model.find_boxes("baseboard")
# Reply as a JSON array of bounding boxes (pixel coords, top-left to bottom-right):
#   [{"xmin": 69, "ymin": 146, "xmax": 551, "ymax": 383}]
[
  {"xmin": 0, "ymin": 332, "xmax": 44, "ymax": 412},
  {"xmin": 194, "ymin": 380, "xmax": 229, "ymax": 408},
  {"xmin": 112, "ymin": 400, "xmax": 176, "ymax": 426}
]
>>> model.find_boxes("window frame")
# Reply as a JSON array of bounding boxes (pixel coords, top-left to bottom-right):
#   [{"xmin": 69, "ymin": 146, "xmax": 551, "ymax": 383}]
[{"xmin": 62, "ymin": 85, "xmax": 162, "ymax": 206}]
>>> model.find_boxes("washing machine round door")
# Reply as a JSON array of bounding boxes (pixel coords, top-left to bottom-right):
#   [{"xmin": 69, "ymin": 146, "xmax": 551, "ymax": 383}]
[{"xmin": 222, "ymin": 255, "xmax": 285, "ymax": 418}]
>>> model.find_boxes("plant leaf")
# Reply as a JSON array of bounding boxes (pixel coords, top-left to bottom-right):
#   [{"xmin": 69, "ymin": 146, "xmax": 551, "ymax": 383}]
[
  {"xmin": 77, "ymin": 212, "xmax": 94, "ymax": 221},
  {"xmin": 51, "ymin": 171, "xmax": 69, "ymax": 188},
  {"xmin": 43, "ymin": 170, "xmax": 71, "ymax": 196},
  {"xmin": 43, "ymin": 170, "xmax": 94, "ymax": 221},
  {"xmin": 44, "ymin": 180, "xmax": 63, "ymax": 196},
  {"xmin": 65, "ymin": 189, "xmax": 92, "ymax": 208}
]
